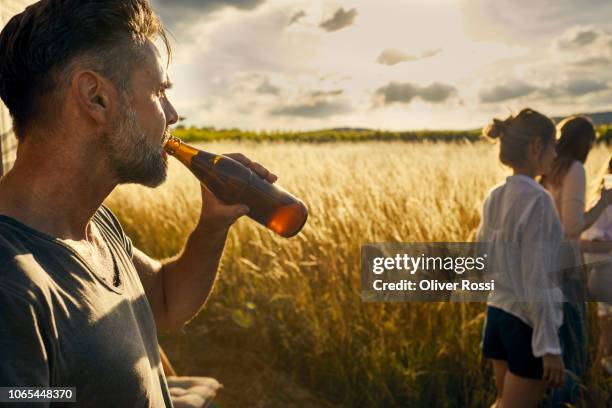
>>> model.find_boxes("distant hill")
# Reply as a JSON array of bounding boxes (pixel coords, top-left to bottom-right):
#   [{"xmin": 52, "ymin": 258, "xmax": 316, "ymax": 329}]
[
  {"xmin": 329, "ymin": 127, "xmax": 371, "ymax": 132},
  {"xmin": 327, "ymin": 113, "xmax": 612, "ymax": 131},
  {"xmin": 553, "ymin": 111, "xmax": 612, "ymax": 126}
]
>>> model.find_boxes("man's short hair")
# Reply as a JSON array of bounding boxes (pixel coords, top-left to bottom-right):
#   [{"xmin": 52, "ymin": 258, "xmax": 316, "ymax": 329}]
[{"xmin": 0, "ymin": 0, "xmax": 171, "ymax": 140}]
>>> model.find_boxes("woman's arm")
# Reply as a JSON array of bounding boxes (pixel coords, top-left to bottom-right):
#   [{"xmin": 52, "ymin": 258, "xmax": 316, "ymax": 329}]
[
  {"xmin": 559, "ymin": 162, "xmax": 587, "ymax": 239},
  {"xmin": 561, "ymin": 161, "xmax": 612, "ymax": 237},
  {"xmin": 584, "ymin": 190, "xmax": 612, "ymax": 232},
  {"xmin": 521, "ymin": 195, "xmax": 564, "ymax": 357},
  {"xmin": 580, "ymin": 239, "xmax": 612, "ymax": 253}
]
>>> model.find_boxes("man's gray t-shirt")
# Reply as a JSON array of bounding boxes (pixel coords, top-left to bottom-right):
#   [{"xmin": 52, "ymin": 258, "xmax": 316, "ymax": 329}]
[{"xmin": 0, "ymin": 206, "xmax": 173, "ymax": 407}]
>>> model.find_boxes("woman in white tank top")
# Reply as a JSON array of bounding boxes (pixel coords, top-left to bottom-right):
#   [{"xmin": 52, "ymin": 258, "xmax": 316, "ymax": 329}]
[{"xmin": 541, "ymin": 116, "xmax": 612, "ymax": 403}]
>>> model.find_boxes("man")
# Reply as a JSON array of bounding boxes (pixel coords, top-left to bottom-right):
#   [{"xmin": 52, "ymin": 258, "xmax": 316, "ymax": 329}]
[{"xmin": 0, "ymin": 0, "xmax": 276, "ymax": 406}]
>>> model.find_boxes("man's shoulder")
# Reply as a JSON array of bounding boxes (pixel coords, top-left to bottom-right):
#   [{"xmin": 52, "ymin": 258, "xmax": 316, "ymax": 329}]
[
  {"xmin": 0, "ymin": 219, "xmax": 62, "ymax": 298},
  {"xmin": 0, "ymin": 245, "xmax": 51, "ymax": 304},
  {"xmin": 95, "ymin": 205, "xmax": 133, "ymax": 258},
  {"xmin": 0, "ymin": 220, "xmax": 42, "ymax": 268}
]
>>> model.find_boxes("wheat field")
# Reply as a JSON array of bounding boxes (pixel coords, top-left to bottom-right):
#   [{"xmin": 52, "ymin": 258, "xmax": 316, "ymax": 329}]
[{"xmin": 106, "ymin": 141, "xmax": 611, "ymax": 407}]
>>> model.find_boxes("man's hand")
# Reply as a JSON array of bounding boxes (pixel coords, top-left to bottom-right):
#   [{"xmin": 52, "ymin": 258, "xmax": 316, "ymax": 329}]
[
  {"xmin": 542, "ymin": 353, "xmax": 564, "ymax": 389},
  {"xmin": 197, "ymin": 185, "xmax": 249, "ymax": 235},
  {"xmin": 225, "ymin": 153, "xmax": 278, "ymax": 183},
  {"xmin": 196, "ymin": 153, "xmax": 278, "ymax": 234}
]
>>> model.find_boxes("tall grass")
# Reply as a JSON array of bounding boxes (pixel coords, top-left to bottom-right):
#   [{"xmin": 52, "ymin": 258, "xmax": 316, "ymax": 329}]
[{"xmin": 106, "ymin": 141, "xmax": 611, "ymax": 407}]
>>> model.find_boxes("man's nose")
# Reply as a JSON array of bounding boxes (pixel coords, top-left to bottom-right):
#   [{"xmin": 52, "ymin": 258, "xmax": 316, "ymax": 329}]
[{"xmin": 165, "ymin": 99, "xmax": 179, "ymax": 126}]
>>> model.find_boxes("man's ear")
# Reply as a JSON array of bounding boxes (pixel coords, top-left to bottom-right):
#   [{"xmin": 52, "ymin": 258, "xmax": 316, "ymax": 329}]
[{"xmin": 72, "ymin": 70, "xmax": 111, "ymax": 126}]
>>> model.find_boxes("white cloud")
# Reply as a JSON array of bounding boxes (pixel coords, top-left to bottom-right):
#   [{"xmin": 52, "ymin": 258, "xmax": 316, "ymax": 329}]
[
  {"xmin": 556, "ymin": 26, "xmax": 601, "ymax": 49},
  {"xmin": 553, "ymin": 25, "xmax": 612, "ymax": 67},
  {"xmin": 152, "ymin": 0, "xmax": 267, "ymax": 29},
  {"xmin": 461, "ymin": 0, "xmax": 612, "ymax": 45},
  {"xmin": 479, "ymin": 80, "xmax": 537, "ymax": 103},
  {"xmin": 271, "ymin": 99, "xmax": 352, "ymax": 118},
  {"xmin": 375, "ymin": 82, "xmax": 457, "ymax": 105},
  {"xmin": 563, "ymin": 78, "xmax": 608, "ymax": 96},
  {"xmin": 255, "ymin": 78, "xmax": 281, "ymax": 95},
  {"xmin": 288, "ymin": 10, "xmax": 306, "ymax": 25},
  {"xmin": 319, "ymin": 7, "xmax": 358, "ymax": 32},
  {"xmin": 376, "ymin": 48, "xmax": 441, "ymax": 66}
]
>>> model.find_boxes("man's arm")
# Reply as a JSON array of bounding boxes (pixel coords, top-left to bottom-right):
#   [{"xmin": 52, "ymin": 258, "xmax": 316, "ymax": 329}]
[
  {"xmin": 132, "ymin": 222, "xmax": 231, "ymax": 332},
  {"xmin": 0, "ymin": 286, "xmax": 50, "ymax": 387},
  {"xmin": 132, "ymin": 153, "xmax": 277, "ymax": 331}
]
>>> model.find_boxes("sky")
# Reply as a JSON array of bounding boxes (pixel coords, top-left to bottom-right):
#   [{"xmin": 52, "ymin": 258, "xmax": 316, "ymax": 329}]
[{"xmin": 149, "ymin": 0, "xmax": 612, "ymax": 131}]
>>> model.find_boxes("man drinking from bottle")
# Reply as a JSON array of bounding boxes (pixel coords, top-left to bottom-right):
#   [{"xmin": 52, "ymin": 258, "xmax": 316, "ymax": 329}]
[{"xmin": 0, "ymin": 0, "xmax": 276, "ymax": 406}]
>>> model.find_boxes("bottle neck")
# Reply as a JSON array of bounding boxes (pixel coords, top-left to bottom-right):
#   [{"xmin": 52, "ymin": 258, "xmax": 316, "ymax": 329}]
[{"xmin": 163, "ymin": 136, "xmax": 199, "ymax": 167}]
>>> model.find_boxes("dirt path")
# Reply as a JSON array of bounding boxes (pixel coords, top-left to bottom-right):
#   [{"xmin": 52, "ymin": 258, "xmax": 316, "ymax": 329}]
[{"xmin": 161, "ymin": 338, "xmax": 338, "ymax": 408}]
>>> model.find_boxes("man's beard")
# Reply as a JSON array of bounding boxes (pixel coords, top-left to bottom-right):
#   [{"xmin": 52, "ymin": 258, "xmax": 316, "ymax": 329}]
[{"xmin": 103, "ymin": 104, "xmax": 168, "ymax": 188}]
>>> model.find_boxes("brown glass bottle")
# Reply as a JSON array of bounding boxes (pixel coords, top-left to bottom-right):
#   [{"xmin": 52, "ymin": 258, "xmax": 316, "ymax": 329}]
[{"xmin": 164, "ymin": 136, "xmax": 308, "ymax": 238}]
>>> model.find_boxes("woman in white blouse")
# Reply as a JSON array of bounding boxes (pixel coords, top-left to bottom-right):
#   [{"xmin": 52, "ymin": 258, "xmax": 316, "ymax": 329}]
[
  {"xmin": 478, "ymin": 108, "xmax": 564, "ymax": 408},
  {"xmin": 541, "ymin": 116, "xmax": 612, "ymax": 404}
]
